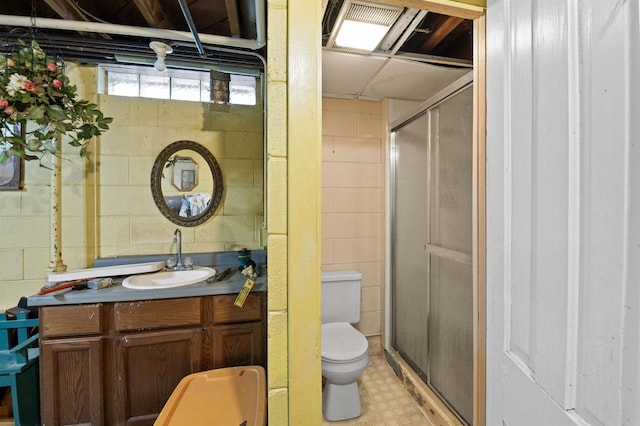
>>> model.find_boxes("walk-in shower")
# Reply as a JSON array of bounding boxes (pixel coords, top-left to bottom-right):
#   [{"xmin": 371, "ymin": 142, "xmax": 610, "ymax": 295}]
[{"xmin": 391, "ymin": 74, "xmax": 474, "ymax": 425}]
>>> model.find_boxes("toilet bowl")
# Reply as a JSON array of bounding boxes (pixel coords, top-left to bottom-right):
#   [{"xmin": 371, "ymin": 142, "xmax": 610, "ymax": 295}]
[
  {"xmin": 321, "ymin": 270, "xmax": 369, "ymax": 422},
  {"xmin": 321, "ymin": 322, "xmax": 369, "ymax": 421}
]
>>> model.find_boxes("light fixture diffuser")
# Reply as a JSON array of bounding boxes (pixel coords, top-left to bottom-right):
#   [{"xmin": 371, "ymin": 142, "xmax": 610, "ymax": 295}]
[
  {"xmin": 335, "ymin": 20, "xmax": 390, "ymax": 51},
  {"xmin": 329, "ymin": 1, "xmax": 402, "ymax": 53}
]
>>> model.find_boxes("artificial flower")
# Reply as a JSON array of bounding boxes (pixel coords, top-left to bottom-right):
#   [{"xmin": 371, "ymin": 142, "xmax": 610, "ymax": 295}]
[
  {"xmin": 0, "ymin": 40, "xmax": 112, "ymax": 163},
  {"xmin": 6, "ymin": 73, "xmax": 27, "ymax": 97},
  {"xmin": 23, "ymin": 80, "xmax": 36, "ymax": 92}
]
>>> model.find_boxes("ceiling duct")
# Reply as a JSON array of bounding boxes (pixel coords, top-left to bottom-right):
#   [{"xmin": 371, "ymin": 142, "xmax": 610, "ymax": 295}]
[{"xmin": 326, "ymin": 0, "xmax": 402, "ymax": 53}]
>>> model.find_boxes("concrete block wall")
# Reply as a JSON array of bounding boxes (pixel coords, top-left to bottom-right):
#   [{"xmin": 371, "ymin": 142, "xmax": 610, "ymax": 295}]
[
  {"xmin": 97, "ymin": 94, "xmax": 264, "ymax": 258},
  {"xmin": 0, "ymin": 64, "xmax": 98, "ymax": 306},
  {"xmin": 265, "ymin": 0, "xmax": 289, "ymax": 422}
]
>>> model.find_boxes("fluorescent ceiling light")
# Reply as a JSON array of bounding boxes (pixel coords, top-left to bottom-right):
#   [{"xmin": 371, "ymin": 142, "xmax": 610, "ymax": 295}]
[
  {"xmin": 335, "ymin": 20, "xmax": 390, "ymax": 52},
  {"xmin": 328, "ymin": 1, "xmax": 402, "ymax": 53}
]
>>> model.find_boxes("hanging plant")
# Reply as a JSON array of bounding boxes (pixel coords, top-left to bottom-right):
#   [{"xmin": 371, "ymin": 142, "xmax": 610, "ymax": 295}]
[{"xmin": 0, "ymin": 40, "xmax": 112, "ymax": 164}]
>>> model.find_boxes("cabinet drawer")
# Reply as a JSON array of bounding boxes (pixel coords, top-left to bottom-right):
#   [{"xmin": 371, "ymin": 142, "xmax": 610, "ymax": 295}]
[
  {"xmin": 114, "ymin": 298, "xmax": 201, "ymax": 331},
  {"xmin": 40, "ymin": 304, "xmax": 102, "ymax": 338},
  {"xmin": 213, "ymin": 293, "xmax": 262, "ymax": 324}
]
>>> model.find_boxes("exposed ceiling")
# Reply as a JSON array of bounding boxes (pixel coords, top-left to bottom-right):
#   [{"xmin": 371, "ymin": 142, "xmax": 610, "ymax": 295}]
[
  {"xmin": 0, "ymin": 0, "xmax": 473, "ymax": 102},
  {"xmin": 2, "ymin": 0, "xmax": 248, "ymax": 38},
  {"xmin": 322, "ymin": 0, "xmax": 473, "ymax": 62},
  {"xmin": 0, "ymin": 0, "xmax": 264, "ymax": 70}
]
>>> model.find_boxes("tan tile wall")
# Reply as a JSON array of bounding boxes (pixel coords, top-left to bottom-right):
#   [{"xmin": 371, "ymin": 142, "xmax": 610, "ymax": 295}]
[
  {"xmin": 0, "ymin": 64, "xmax": 264, "ymax": 309},
  {"xmin": 322, "ymin": 97, "xmax": 385, "ymax": 337}
]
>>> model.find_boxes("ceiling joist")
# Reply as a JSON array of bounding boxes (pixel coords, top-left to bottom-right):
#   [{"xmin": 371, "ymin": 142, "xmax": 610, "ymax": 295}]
[
  {"xmin": 43, "ymin": 0, "xmax": 84, "ymax": 21},
  {"xmin": 133, "ymin": 0, "xmax": 175, "ymax": 29},
  {"xmin": 224, "ymin": 0, "xmax": 241, "ymax": 36},
  {"xmin": 43, "ymin": 0, "xmax": 111, "ymax": 38},
  {"xmin": 421, "ymin": 16, "xmax": 463, "ymax": 52}
]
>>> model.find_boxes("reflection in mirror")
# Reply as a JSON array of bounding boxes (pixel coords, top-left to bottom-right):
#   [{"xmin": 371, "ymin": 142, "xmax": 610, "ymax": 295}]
[
  {"xmin": 151, "ymin": 140, "xmax": 223, "ymax": 227},
  {"xmin": 163, "ymin": 152, "xmax": 210, "ymax": 218},
  {"xmin": 171, "ymin": 156, "xmax": 198, "ymax": 192}
]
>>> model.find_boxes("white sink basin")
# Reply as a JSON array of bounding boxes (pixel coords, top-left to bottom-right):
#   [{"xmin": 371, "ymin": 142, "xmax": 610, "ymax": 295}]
[{"xmin": 122, "ymin": 267, "xmax": 216, "ymax": 290}]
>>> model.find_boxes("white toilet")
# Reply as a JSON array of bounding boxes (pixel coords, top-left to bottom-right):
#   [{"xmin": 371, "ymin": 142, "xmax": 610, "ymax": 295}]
[{"xmin": 321, "ymin": 270, "xmax": 369, "ymax": 422}]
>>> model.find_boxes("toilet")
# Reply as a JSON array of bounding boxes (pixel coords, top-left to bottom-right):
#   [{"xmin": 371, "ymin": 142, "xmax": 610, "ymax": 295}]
[{"xmin": 321, "ymin": 270, "xmax": 369, "ymax": 422}]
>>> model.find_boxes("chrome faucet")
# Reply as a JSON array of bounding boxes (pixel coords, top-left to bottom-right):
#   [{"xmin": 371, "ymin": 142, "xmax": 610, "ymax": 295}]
[{"xmin": 173, "ymin": 228, "xmax": 185, "ymax": 270}]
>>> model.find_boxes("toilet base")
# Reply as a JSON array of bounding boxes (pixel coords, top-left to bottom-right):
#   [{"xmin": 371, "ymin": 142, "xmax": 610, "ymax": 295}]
[{"xmin": 322, "ymin": 380, "xmax": 361, "ymax": 422}]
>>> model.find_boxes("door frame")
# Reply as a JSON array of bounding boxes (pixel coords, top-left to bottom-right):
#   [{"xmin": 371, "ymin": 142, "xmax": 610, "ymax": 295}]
[
  {"xmin": 472, "ymin": 14, "xmax": 486, "ymax": 426},
  {"xmin": 380, "ymin": 2, "xmax": 486, "ymax": 424}
]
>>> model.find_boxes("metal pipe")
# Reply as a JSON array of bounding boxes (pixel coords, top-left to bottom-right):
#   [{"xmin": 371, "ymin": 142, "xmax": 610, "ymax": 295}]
[
  {"xmin": 254, "ymin": 0, "xmax": 266, "ymax": 47},
  {"xmin": 176, "ymin": 0, "xmax": 205, "ymax": 56},
  {"xmin": 114, "ymin": 54, "xmax": 262, "ymax": 75},
  {"xmin": 0, "ymin": 13, "xmax": 265, "ymax": 50}
]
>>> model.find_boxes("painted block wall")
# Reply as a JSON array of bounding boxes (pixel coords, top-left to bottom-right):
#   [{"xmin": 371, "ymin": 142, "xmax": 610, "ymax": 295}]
[
  {"xmin": 0, "ymin": 64, "xmax": 98, "ymax": 307},
  {"xmin": 321, "ymin": 97, "xmax": 385, "ymax": 337},
  {"xmin": 97, "ymin": 90, "xmax": 264, "ymax": 258},
  {"xmin": 0, "ymin": 63, "xmax": 264, "ymax": 310}
]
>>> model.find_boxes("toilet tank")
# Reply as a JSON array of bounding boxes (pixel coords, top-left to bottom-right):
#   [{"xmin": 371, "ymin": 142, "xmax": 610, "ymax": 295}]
[{"xmin": 321, "ymin": 270, "xmax": 362, "ymax": 324}]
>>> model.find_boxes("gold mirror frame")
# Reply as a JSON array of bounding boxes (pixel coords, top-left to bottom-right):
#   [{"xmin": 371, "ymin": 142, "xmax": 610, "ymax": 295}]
[{"xmin": 151, "ymin": 140, "xmax": 223, "ymax": 227}]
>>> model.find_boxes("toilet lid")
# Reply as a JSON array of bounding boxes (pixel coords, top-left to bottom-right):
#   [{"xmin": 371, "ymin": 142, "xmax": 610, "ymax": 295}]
[{"xmin": 321, "ymin": 323, "xmax": 368, "ymax": 362}]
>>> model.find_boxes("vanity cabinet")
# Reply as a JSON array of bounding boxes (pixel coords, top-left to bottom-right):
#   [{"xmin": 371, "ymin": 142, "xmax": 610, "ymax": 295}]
[
  {"xmin": 38, "ymin": 292, "xmax": 266, "ymax": 426},
  {"xmin": 206, "ymin": 294, "xmax": 265, "ymax": 369},
  {"xmin": 40, "ymin": 337, "xmax": 104, "ymax": 426},
  {"xmin": 39, "ymin": 304, "xmax": 104, "ymax": 426}
]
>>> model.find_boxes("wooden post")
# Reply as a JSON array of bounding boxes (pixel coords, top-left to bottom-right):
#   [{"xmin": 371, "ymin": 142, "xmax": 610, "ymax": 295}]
[{"xmin": 48, "ymin": 135, "xmax": 66, "ymax": 273}]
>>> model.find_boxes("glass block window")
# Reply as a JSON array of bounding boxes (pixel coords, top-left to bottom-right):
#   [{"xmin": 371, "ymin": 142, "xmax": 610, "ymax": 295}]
[
  {"xmin": 140, "ymin": 75, "xmax": 170, "ymax": 99},
  {"xmin": 171, "ymin": 78, "xmax": 201, "ymax": 101},
  {"xmin": 230, "ymin": 75, "xmax": 257, "ymax": 105},
  {"xmin": 100, "ymin": 65, "xmax": 258, "ymax": 106},
  {"xmin": 107, "ymin": 72, "xmax": 139, "ymax": 97}
]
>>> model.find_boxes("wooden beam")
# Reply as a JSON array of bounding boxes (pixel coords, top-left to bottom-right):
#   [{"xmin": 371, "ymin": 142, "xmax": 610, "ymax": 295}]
[
  {"xmin": 224, "ymin": 0, "xmax": 241, "ymax": 36},
  {"xmin": 133, "ymin": 0, "xmax": 174, "ymax": 29},
  {"xmin": 43, "ymin": 0, "xmax": 85, "ymax": 21},
  {"xmin": 422, "ymin": 15, "xmax": 464, "ymax": 52},
  {"xmin": 43, "ymin": 0, "xmax": 111, "ymax": 38}
]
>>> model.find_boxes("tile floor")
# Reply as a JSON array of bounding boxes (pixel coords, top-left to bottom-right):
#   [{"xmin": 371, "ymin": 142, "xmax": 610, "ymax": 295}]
[{"xmin": 322, "ymin": 354, "xmax": 434, "ymax": 425}]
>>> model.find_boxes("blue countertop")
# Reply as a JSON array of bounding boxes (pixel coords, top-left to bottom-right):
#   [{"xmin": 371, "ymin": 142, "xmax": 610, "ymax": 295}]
[{"xmin": 28, "ymin": 250, "xmax": 266, "ymax": 307}]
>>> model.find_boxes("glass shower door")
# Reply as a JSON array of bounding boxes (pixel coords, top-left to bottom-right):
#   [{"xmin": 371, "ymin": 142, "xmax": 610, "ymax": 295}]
[
  {"xmin": 392, "ymin": 112, "xmax": 430, "ymax": 377},
  {"xmin": 392, "ymin": 83, "xmax": 473, "ymax": 425}
]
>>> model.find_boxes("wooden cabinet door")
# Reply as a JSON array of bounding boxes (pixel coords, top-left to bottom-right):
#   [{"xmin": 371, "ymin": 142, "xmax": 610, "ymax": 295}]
[
  {"xmin": 210, "ymin": 322, "xmax": 265, "ymax": 369},
  {"xmin": 40, "ymin": 337, "xmax": 103, "ymax": 426},
  {"xmin": 108, "ymin": 328, "xmax": 202, "ymax": 426}
]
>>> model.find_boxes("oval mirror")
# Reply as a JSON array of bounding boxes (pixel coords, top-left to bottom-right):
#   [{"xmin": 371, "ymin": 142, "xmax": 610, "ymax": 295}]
[{"xmin": 151, "ymin": 140, "xmax": 223, "ymax": 227}]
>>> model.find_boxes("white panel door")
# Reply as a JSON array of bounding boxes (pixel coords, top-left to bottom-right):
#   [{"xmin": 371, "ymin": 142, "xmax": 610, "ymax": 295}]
[{"xmin": 486, "ymin": 0, "xmax": 640, "ymax": 425}]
